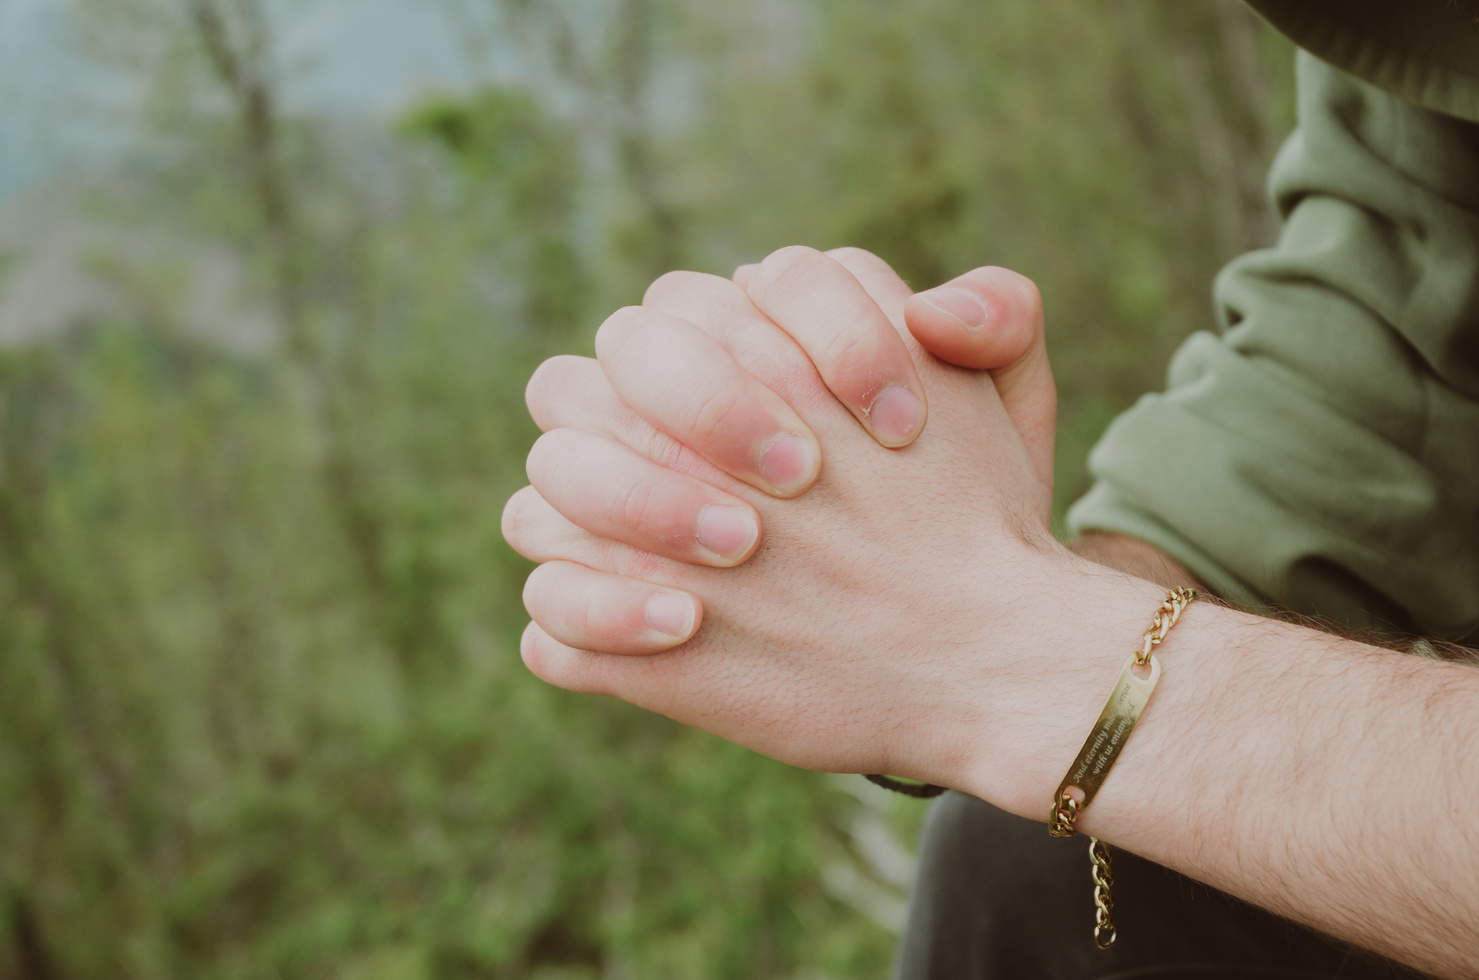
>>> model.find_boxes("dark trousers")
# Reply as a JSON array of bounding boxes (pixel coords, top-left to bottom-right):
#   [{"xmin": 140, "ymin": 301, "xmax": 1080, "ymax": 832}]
[{"xmin": 892, "ymin": 792, "xmax": 1424, "ymax": 980}]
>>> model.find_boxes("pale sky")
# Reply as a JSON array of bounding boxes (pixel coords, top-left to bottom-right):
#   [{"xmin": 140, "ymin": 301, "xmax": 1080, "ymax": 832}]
[{"xmin": 0, "ymin": 0, "xmax": 485, "ymax": 198}]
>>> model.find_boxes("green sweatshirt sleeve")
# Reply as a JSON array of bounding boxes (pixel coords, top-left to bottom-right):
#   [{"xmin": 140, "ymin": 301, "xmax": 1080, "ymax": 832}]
[{"xmin": 1066, "ymin": 52, "xmax": 1479, "ymax": 641}]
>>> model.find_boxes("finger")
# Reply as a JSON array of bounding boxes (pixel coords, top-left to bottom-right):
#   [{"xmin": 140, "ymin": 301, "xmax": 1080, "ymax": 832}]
[
  {"xmin": 746, "ymin": 245, "xmax": 927, "ymax": 448},
  {"xmin": 643, "ymin": 271, "xmax": 820, "ymax": 408},
  {"xmin": 828, "ymin": 255, "xmax": 1055, "ymax": 491},
  {"xmin": 905, "ymin": 266, "xmax": 1041, "ymax": 370},
  {"xmin": 824, "ymin": 247, "xmax": 913, "ymax": 333},
  {"xmin": 519, "ymin": 621, "xmax": 695, "ymax": 723},
  {"xmin": 502, "ymin": 484, "xmax": 677, "ymax": 585},
  {"xmin": 524, "ymin": 560, "xmax": 701, "ymax": 655},
  {"xmin": 905, "ymin": 267, "xmax": 1055, "ymax": 489},
  {"xmin": 732, "ymin": 262, "xmax": 760, "ymax": 291},
  {"xmin": 595, "ymin": 306, "xmax": 821, "ymax": 498},
  {"xmin": 526, "ymin": 428, "xmax": 761, "ymax": 567},
  {"xmin": 520, "ymin": 621, "xmax": 619, "ymax": 697},
  {"xmin": 504, "ymin": 484, "xmax": 598, "ymax": 564},
  {"xmin": 649, "ymin": 267, "xmax": 915, "ymax": 430},
  {"xmin": 645, "ymin": 270, "xmax": 914, "ymax": 448},
  {"xmin": 526, "ymin": 354, "xmax": 733, "ymax": 488},
  {"xmin": 526, "ymin": 354, "xmax": 610, "ymax": 433}
]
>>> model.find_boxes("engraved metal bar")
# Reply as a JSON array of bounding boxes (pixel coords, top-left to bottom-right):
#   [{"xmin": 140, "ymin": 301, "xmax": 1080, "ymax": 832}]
[{"xmin": 1049, "ymin": 651, "xmax": 1161, "ymax": 834}]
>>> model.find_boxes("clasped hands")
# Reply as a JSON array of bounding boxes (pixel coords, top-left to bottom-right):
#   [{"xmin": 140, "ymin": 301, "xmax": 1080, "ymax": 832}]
[{"xmin": 502, "ymin": 245, "xmax": 1122, "ymax": 816}]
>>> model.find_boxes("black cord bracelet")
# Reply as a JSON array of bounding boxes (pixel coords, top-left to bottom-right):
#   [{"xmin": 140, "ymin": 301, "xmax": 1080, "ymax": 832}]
[{"xmin": 863, "ymin": 774, "xmax": 947, "ymax": 798}]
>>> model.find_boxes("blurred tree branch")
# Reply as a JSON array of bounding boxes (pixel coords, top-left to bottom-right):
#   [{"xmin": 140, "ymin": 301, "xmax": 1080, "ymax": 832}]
[
  {"xmin": 184, "ymin": 0, "xmax": 439, "ymax": 676},
  {"xmin": 0, "ymin": 2, "xmax": 1297, "ymax": 975},
  {"xmin": 442, "ymin": 0, "xmax": 688, "ymax": 286}
]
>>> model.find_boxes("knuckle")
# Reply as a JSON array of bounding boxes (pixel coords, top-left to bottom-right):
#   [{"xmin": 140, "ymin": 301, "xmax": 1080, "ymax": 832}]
[
  {"xmin": 825, "ymin": 247, "xmax": 891, "ymax": 279},
  {"xmin": 524, "ymin": 429, "xmax": 564, "ymax": 485},
  {"xmin": 687, "ymin": 384, "xmax": 743, "ymax": 443},
  {"xmin": 753, "ymin": 245, "xmax": 827, "ymax": 297},
  {"xmin": 525, "ymin": 357, "xmax": 561, "ymax": 411},
  {"xmin": 641, "ymin": 270, "xmax": 727, "ymax": 308},
  {"xmin": 731, "ymin": 263, "xmax": 760, "ymax": 288},
  {"xmin": 521, "ymin": 624, "xmax": 581, "ymax": 689},
  {"xmin": 642, "ymin": 269, "xmax": 710, "ymax": 308},
  {"xmin": 526, "ymin": 430, "xmax": 596, "ymax": 506},
  {"xmin": 526, "ymin": 563, "xmax": 602, "ymax": 647},
  {"xmin": 752, "ymin": 248, "xmax": 855, "ymax": 322},
  {"xmin": 644, "ymin": 271, "xmax": 742, "ymax": 326},
  {"xmin": 824, "ymin": 246, "xmax": 878, "ymax": 264},
  {"xmin": 566, "ymin": 579, "xmax": 599, "ymax": 639},
  {"xmin": 593, "ymin": 306, "xmax": 649, "ymax": 360},
  {"xmin": 501, "ymin": 486, "xmax": 539, "ymax": 550},
  {"xmin": 760, "ymin": 244, "xmax": 823, "ymax": 271},
  {"xmin": 519, "ymin": 622, "xmax": 544, "ymax": 671},
  {"xmin": 522, "ymin": 561, "xmax": 551, "ymax": 615},
  {"xmin": 645, "ymin": 270, "xmax": 692, "ymax": 299},
  {"xmin": 617, "ymin": 479, "xmax": 658, "ymax": 536},
  {"xmin": 824, "ymin": 327, "xmax": 884, "ymax": 377},
  {"xmin": 525, "ymin": 355, "xmax": 587, "ymax": 421}
]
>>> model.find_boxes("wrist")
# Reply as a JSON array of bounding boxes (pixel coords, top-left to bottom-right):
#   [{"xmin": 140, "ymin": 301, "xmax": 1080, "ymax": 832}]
[
  {"xmin": 945, "ymin": 550, "xmax": 1171, "ymax": 818},
  {"xmin": 1069, "ymin": 532, "xmax": 1206, "ymax": 592}
]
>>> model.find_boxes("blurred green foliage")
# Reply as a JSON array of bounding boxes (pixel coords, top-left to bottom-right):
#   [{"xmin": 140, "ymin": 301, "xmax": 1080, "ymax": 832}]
[{"xmin": 0, "ymin": 1, "xmax": 1292, "ymax": 977}]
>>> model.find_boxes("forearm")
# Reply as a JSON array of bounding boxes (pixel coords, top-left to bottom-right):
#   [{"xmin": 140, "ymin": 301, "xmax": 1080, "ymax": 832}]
[
  {"xmin": 961, "ymin": 551, "xmax": 1479, "ymax": 977},
  {"xmin": 509, "ymin": 233, "xmax": 1479, "ymax": 972}
]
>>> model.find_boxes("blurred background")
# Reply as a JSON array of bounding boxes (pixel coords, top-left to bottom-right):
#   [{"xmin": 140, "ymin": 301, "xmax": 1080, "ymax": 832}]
[{"xmin": 0, "ymin": 1, "xmax": 1292, "ymax": 977}]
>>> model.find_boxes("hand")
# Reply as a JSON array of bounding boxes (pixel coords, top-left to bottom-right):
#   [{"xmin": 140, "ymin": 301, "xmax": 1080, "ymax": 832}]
[
  {"xmin": 511, "ymin": 247, "xmax": 1056, "ymax": 654},
  {"xmin": 736, "ymin": 248, "xmax": 1055, "ymax": 493},
  {"xmin": 502, "ymin": 247, "xmax": 1107, "ymax": 808},
  {"xmin": 504, "ymin": 250, "xmax": 1479, "ymax": 978}
]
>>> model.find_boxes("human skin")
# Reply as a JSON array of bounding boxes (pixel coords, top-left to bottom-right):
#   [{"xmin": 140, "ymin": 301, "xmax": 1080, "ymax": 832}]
[
  {"xmin": 502, "ymin": 248, "xmax": 1479, "ymax": 977},
  {"xmin": 518, "ymin": 247, "xmax": 1055, "ymax": 651}
]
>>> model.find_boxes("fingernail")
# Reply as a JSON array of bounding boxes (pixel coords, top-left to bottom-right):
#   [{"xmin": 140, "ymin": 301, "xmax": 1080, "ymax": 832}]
[
  {"xmin": 921, "ymin": 287, "xmax": 990, "ymax": 329},
  {"xmin": 645, "ymin": 592, "xmax": 697, "ymax": 639},
  {"xmin": 869, "ymin": 385, "xmax": 923, "ymax": 446},
  {"xmin": 759, "ymin": 432, "xmax": 820, "ymax": 496},
  {"xmin": 696, "ymin": 505, "xmax": 758, "ymax": 563}
]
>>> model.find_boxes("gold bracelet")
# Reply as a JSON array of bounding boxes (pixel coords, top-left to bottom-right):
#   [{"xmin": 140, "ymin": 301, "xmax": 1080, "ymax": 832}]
[{"xmin": 1047, "ymin": 586, "xmax": 1199, "ymax": 950}]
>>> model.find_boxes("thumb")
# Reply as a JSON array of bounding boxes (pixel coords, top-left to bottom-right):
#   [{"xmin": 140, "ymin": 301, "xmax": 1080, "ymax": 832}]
[{"xmin": 904, "ymin": 267, "xmax": 1055, "ymax": 492}]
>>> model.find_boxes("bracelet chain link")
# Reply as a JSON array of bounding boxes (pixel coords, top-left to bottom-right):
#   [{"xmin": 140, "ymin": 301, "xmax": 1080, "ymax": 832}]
[{"xmin": 1049, "ymin": 586, "xmax": 1199, "ymax": 949}]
